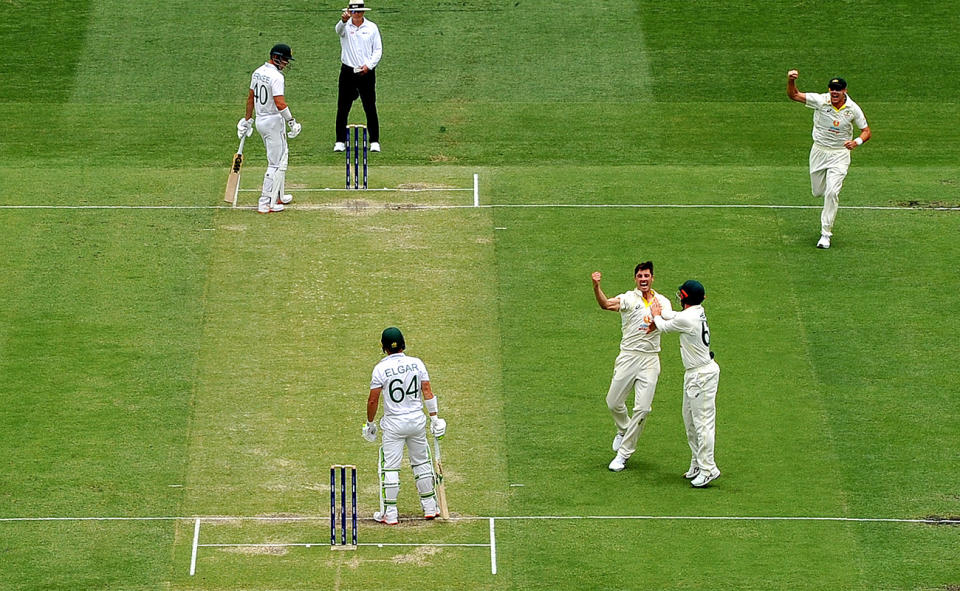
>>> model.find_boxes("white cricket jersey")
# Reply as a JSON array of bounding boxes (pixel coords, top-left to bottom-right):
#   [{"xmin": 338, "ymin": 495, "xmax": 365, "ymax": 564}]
[
  {"xmin": 370, "ymin": 353, "xmax": 430, "ymax": 419},
  {"xmin": 617, "ymin": 290, "xmax": 673, "ymax": 353},
  {"xmin": 654, "ymin": 305, "xmax": 713, "ymax": 370},
  {"xmin": 250, "ymin": 62, "xmax": 285, "ymax": 118},
  {"xmin": 805, "ymin": 93, "xmax": 868, "ymax": 149},
  {"xmin": 335, "ymin": 18, "xmax": 383, "ymax": 69}
]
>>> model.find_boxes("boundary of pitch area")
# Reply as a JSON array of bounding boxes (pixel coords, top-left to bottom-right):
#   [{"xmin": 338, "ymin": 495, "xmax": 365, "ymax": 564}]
[{"xmin": 5, "ymin": 513, "xmax": 955, "ymax": 578}]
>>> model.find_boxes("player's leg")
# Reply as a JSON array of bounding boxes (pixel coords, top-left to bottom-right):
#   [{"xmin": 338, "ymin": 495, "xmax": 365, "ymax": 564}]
[
  {"xmin": 681, "ymin": 388, "xmax": 699, "ymax": 478},
  {"xmin": 605, "ymin": 351, "xmax": 636, "ymax": 444},
  {"xmin": 688, "ymin": 367, "xmax": 721, "ymax": 487},
  {"xmin": 376, "ymin": 427, "xmax": 403, "ymax": 524},
  {"xmin": 407, "ymin": 429, "xmax": 438, "ymax": 519},
  {"xmin": 820, "ymin": 158, "xmax": 850, "ymax": 238},
  {"xmin": 256, "ymin": 116, "xmax": 287, "ymax": 213},
  {"xmin": 617, "ymin": 353, "xmax": 660, "ymax": 458}
]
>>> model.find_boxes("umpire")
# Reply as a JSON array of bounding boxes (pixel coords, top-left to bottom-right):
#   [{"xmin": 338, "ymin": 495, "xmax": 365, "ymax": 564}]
[{"xmin": 334, "ymin": 1, "xmax": 382, "ymax": 152}]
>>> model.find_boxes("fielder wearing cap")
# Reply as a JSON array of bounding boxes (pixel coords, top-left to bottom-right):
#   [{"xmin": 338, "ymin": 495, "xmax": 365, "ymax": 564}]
[
  {"xmin": 333, "ymin": 0, "xmax": 383, "ymax": 153},
  {"xmin": 648, "ymin": 280, "xmax": 722, "ymax": 488},
  {"xmin": 591, "ymin": 262, "xmax": 674, "ymax": 473},
  {"xmin": 240, "ymin": 43, "xmax": 300, "ymax": 214},
  {"xmin": 362, "ymin": 327, "xmax": 446, "ymax": 524},
  {"xmin": 786, "ymin": 70, "xmax": 872, "ymax": 249}
]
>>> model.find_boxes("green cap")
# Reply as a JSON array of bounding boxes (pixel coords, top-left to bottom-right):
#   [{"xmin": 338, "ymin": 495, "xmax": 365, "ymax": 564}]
[{"xmin": 381, "ymin": 327, "xmax": 405, "ymax": 351}]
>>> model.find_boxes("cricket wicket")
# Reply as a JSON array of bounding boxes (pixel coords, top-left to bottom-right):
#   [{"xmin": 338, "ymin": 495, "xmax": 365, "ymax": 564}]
[
  {"xmin": 330, "ymin": 464, "xmax": 358, "ymax": 547},
  {"xmin": 345, "ymin": 124, "xmax": 368, "ymax": 190}
]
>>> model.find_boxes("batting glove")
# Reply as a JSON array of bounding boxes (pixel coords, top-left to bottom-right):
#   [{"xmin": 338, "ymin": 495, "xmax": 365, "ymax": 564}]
[
  {"xmin": 361, "ymin": 421, "xmax": 378, "ymax": 443},
  {"xmin": 237, "ymin": 117, "xmax": 253, "ymax": 139},
  {"xmin": 430, "ymin": 417, "xmax": 446, "ymax": 439},
  {"xmin": 287, "ymin": 119, "xmax": 301, "ymax": 139}
]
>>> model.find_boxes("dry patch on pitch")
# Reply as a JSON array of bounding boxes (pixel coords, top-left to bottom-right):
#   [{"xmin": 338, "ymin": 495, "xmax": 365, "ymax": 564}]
[
  {"xmin": 392, "ymin": 544, "xmax": 443, "ymax": 565},
  {"xmin": 220, "ymin": 224, "xmax": 247, "ymax": 232},
  {"xmin": 335, "ymin": 199, "xmax": 378, "ymax": 215},
  {"xmin": 396, "ymin": 182, "xmax": 458, "ymax": 190},
  {"xmin": 220, "ymin": 545, "xmax": 289, "ymax": 556},
  {"xmin": 428, "ymin": 154, "xmax": 459, "ymax": 163},
  {"xmin": 894, "ymin": 199, "xmax": 960, "ymax": 209},
  {"xmin": 921, "ymin": 515, "xmax": 960, "ymax": 526}
]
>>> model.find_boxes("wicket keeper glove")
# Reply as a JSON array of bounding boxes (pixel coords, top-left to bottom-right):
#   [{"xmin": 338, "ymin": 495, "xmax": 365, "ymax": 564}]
[
  {"xmin": 361, "ymin": 421, "xmax": 378, "ymax": 443},
  {"xmin": 287, "ymin": 119, "xmax": 301, "ymax": 139},
  {"xmin": 430, "ymin": 417, "xmax": 446, "ymax": 439},
  {"xmin": 237, "ymin": 117, "xmax": 253, "ymax": 139}
]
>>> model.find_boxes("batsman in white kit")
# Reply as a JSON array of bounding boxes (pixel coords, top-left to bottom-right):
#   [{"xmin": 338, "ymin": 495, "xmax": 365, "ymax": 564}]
[
  {"xmin": 362, "ymin": 327, "xmax": 446, "ymax": 524},
  {"xmin": 238, "ymin": 44, "xmax": 302, "ymax": 214},
  {"xmin": 592, "ymin": 262, "xmax": 673, "ymax": 472},
  {"xmin": 650, "ymin": 280, "xmax": 721, "ymax": 488}
]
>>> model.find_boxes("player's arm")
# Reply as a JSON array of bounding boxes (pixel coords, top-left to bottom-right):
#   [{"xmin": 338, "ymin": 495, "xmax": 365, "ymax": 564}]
[
  {"xmin": 274, "ymin": 95, "xmax": 287, "ymax": 111},
  {"xmin": 591, "ymin": 271, "xmax": 620, "ymax": 311},
  {"xmin": 367, "ymin": 387, "xmax": 381, "ymax": 422},
  {"xmin": 649, "ymin": 300, "xmax": 685, "ymax": 333},
  {"xmin": 845, "ymin": 126, "xmax": 871, "ymax": 150},
  {"xmin": 421, "ymin": 381, "xmax": 436, "ymax": 415},
  {"xmin": 786, "ymin": 69, "xmax": 805, "ymax": 103},
  {"xmin": 245, "ymin": 89, "xmax": 254, "ymax": 120}
]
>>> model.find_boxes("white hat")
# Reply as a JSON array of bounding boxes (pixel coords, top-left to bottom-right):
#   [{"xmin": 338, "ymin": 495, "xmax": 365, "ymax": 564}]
[{"xmin": 345, "ymin": 1, "xmax": 370, "ymax": 10}]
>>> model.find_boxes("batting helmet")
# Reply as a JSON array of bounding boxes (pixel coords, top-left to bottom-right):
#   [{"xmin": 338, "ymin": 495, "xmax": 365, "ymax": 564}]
[
  {"xmin": 270, "ymin": 43, "xmax": 294, "ymax": 62},
  {"xmin": 381, "ymin": 327, "xmax": 405, "ymax": 352},
  {"xmin": 678, "ymin": 280, "xmax": 705, "ymax": 306}
]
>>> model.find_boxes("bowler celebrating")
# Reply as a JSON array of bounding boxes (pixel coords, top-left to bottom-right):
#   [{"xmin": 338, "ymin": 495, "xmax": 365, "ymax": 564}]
[
  {"xmin": 592, "ymin": 262, "xmax": 673, "ymax": 472},
  {"xmin": 787, "ymin": 70, "xmax": 871, "ymax": 249}
]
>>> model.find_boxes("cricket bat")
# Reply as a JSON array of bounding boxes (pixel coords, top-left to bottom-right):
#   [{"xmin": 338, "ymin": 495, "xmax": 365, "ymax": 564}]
[
  {"xmin": 433, "ymin": 436, "xmax": 450, "ymax": 519},
  {"xmin": 223, "ymin": 134, "xmax": 247, "ymax": 205}
]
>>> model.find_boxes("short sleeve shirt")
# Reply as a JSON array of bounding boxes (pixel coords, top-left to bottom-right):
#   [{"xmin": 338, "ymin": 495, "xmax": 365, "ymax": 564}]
[
  {"xmin": 654, "ymin": 305, "xmax": 713, "ymax": 370},
  {"xmin": 617, "ymin": 290, "xmax": 673, "ymax": 353},
  {"xmin": 370, "ymin": 353, "xmax": 430, "ymax": 419},
  {"xmin": 250, "ymin": 62, "xmax": 285, "ymax": 118},
  {"xmin": 805, "ymin": 93, "xmax": 868, "ymax": 149}
]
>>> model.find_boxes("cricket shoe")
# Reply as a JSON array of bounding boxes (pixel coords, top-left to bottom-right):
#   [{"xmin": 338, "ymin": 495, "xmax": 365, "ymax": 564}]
[
  {"xmin": 422, "ymin": 498, "xmax": 439, "ymax": 520},
  {"xmin": 691, "ymin": 469, "xmax": 720, "ymax": 488},
  {"xmin": 816, "ymin": 235, "xmax": 831, "ymax": 249},
  {"xmin": 333, "ymin": 142, "xmax": 346, "ymax": 152},
  {"xmin": 608, "ymin": 453, "xmax": 628, "ymax": 472},
  {"xmin": 280, "ymin": 193, "xmax": 293, "ymax": 204},
  {"xmin": 373, "ymin": 510, "xmax": 399, "ymax": 525},
  {"xmin": 683, "ymin": 466, "xmax": 700, "ymax": 480},
  {"xmin": 369, "ymin": 142, "xmax": 381, "ymax": 152},
  {"xmin": 612, "ymin": 431, "xmax": 624, "ymax": 452}
]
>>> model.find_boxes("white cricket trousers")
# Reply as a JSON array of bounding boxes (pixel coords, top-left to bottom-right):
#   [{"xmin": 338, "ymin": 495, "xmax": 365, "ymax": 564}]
[
  {"xmin": 809, "ymin": 143, "xmax": 851, "ymax": 237},
  {"xmin": 606, "ymin": 350, "xmax": 660, "ymax": 458},
  {"xmin": 255, "ymin": 114, "xmax": 288, "ymax": 205},
  {"xmin": 380, "ymin": 413, "xmax": 430, "ymax": 471},
  {"xmin": 682, "ymin": 360, "xmax": 720, "ymax": 475}
]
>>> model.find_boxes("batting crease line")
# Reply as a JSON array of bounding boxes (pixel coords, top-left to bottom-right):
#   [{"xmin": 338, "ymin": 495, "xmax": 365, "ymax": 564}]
[
  {"xmin": 198, "ymin": 542, "xmax": 491, "ymax": 548},
  {"xmin": 1, "ymin": 515, "xmax": 956, "ymax": 524}
]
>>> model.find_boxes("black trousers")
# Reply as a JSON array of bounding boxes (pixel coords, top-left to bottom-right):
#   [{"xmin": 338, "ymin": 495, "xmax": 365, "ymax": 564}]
[{"xmin": 336, "ymin": 63, "xmax": 379, "ymax": 142}]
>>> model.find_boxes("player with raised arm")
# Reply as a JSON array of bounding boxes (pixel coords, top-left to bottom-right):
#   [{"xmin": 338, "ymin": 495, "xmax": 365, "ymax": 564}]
[
  {"xmin": 787, "ymin": 70, "xmax": 871, "ymax": 249},
  {"xmin": 592, "ymin": 262, "xmax": 673, "ymax": 472},
  {"xmin": 649, "ymin": 280, "xmax": 721, "ymax": 488},
  {"xmin": 362, "ymin": 327, "xmax": 446, "ymax": 524},
  {"xmin": 239, "ymin": 44, "xmax": 301, "ymax": 214}
]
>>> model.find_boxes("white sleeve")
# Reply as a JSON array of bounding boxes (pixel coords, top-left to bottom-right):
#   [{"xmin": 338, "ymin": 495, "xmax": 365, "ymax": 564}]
[
  {"xmin": 616, "ymin": 293, "xmax": 630, "ymax": 312},
  {"xmin": 370, "ymin": 367, "xmax": 383, "ymax": 390},
  {"xmin": 368, "ymin": 26, "xmax": 383, "ymax": 69},
  {"xmin": 655, "ymin": 310, "xmax": 694, "ymax": 334},
  {"xmin": 335, "ymin": 20, "xmax": 346, "ymax": 36},
  {"xmin": 658, "ymin": 294, "xmax": 676, "ymax": 320},
  {"xmin": 854, "ymin": 105, "xmax": 868, "ymax": 128},
  {"xmin": 418, "ymin": 361, "xmax": 430, "ymax": 383},
  {"xmin": 272, "ymin": 75, "xmax": 285, "ymax": 98},
  {"xmin": 805, "ymin": 92, "xmax": 826, "ymax": 109}
]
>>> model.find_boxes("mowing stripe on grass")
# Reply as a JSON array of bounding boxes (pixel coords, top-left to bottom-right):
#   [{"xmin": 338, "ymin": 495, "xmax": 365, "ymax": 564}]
[
  {"xmin": 2, "ymin": 514, "xmax": 956, "ymax": 524},
  {"xmin": 2, "ymin": 204, "xmax": 959, "ymax": 211}
]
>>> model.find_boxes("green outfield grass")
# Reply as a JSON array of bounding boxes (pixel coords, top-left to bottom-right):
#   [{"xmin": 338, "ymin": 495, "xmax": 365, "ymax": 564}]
[{"xmin": 1, "ymin": 1, "xmax": 959, "ymax": 590}]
